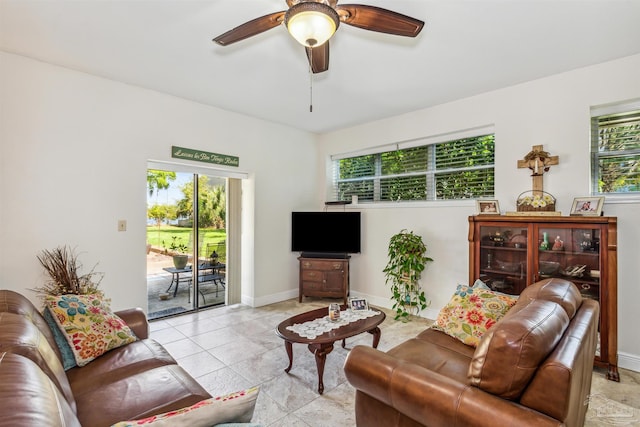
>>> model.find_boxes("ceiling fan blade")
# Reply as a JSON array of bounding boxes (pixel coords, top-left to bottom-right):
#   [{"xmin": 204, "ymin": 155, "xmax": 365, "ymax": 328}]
[
  {"xmin": 305, "ymin": 42, "xmax": 330, "ymax": 74},
  {"xmin": 337, "ymin": 4, "xmax": 424, "ymax": 37},
  {"xmin": 213, "ymin": 11, "xmax": 286, "ymax": 46}
]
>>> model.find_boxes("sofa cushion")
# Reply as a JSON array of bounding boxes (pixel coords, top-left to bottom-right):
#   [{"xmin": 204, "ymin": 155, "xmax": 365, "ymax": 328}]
[
  {"xmin": 110, "ymin": 387, "xmax": 259, "ymax": 427},
  {"xmin": 432, "ymin": 284, "xmax": 518, "ymax": 347},
  {"xmin": 0, "ymin": 352, "xmax": 81, "ymax": 427},
  {"xmin": 44, "ymin": 294, "xmax": 137, "ymax": 367},
  {"xmin": 388, "ymin": 329, "xmax": 475, "ymax": 383},
  {"xmin": 0, "ymin": 290, "xmax": 63, "ymax": 362},
  {"xmin": 74, "ymin": 364, "xmax": 212, "ymax": 427},
  {"xmin": 519, "ymin": 278, "xmax": 582, "ymax": 319},
  {"xmin": 66, "ymin": 338, "xmax": 178, "ymax": 396},
  {"xmin": 0, "ymin": 312, "xmax": 77, "ymax": 410},
  {"xmin": 468, "ymin": 299, "xmax": 570, "ymax": 400},
  {"xmin": 519, "ymin": 298, "xmax": 599, "ymax": 425}
]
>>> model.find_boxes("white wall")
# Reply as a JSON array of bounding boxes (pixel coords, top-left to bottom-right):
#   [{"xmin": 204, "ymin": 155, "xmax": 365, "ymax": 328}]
[
  {"xmin": 318, "ymin": 54, "xmax": 640, "ymax": 372},
  {"xmin": 0, "ymin": 52, "xmax": 318, "ymax": 311}
]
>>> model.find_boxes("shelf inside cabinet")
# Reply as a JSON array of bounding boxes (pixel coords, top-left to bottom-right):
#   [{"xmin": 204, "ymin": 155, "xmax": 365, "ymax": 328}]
[
  {"xmin": 481, "ymin": 244, "xmax": 527, "ymax": 252},
  {"xmin": 538, "ymin": 249, "xmax": 599, "ymax": 257}
]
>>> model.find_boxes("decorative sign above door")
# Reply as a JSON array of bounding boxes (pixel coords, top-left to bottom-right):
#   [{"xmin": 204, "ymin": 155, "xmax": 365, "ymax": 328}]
[{"xmin": 171, "ymin": 146, "xmax": 239, "ymax": 167}]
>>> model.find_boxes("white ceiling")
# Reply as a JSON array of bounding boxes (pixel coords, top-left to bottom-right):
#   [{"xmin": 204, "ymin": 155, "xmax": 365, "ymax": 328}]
[{"xmin": 2, "ymin": 0, "xmax": 640, "ymax": 134}]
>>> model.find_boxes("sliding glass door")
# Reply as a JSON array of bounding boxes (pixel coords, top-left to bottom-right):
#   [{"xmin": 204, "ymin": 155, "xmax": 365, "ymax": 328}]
[{"xmin": 146, "ymin": 168, "xmax": 228, "ymax": 319}]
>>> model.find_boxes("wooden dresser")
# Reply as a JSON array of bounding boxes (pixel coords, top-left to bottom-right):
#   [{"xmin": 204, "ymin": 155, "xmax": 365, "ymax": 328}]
[{"xmin": 298, "ymin": 256, "xmax": 349, "ymax": 304}]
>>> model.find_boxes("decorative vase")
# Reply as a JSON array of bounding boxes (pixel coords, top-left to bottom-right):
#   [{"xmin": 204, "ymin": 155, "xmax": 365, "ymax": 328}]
[{"xmin": 539, "ymin": 232, "xmax": 550, "ymax": 250}]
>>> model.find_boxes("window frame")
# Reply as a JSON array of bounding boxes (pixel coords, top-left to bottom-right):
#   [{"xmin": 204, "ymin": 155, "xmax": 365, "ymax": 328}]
[
  {"xmin": 590, "ymin": 100, "xmax": 640, "ymax": 200},
  {"xmin": 330, "ymin": 126, "xmax": 495, "ymax": 205}
]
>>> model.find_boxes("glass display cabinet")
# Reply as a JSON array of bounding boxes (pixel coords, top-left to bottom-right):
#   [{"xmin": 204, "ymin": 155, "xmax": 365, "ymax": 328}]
[{"xmin": 468, "ymin": 215, "xmax": 618, "ymax": 381}]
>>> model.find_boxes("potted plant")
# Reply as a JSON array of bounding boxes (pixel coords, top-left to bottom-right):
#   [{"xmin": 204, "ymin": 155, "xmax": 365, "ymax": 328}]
[
  {"xmin": 383, "ymin": 229, "xmax": 433, "ymax": 321},
  {"xmin": 163, "ymin": 236, "xmax": 189, "ymax": 269}
]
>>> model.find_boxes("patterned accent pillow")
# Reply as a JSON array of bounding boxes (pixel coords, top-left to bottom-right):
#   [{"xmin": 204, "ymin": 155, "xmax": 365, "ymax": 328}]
[
  {"xmin": 432, "ymin": 284, "xmax": 518, "ymax": 347},
  {"xmin": 110, "ymin": 387, "xmax": 260, "ymax": 427},
  {"xmin": 44, "ymin": 294, "xmax": 137, "ymax": 367}
]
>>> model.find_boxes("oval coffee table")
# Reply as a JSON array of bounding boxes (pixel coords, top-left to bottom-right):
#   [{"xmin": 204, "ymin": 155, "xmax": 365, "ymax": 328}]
[{"xmin": 276, "ymin": 305, "xmax": 386, "ymax": 394}]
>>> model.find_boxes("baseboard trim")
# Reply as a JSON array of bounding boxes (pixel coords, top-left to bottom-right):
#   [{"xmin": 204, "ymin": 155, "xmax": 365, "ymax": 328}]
[
  {"xmin": 248, "ymin": 289, "xmax": 298, "ymax": 308},
  {"xmin": 618, "ymin": 351, "xmax": 640, "ymax": 373}
]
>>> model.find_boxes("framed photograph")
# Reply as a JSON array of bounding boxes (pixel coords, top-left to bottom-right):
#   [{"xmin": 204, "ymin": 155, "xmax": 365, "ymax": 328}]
[
  {"xmin": 476, "ymin": 200, "xmax": 501, "ymax": 215},
  {"xmin": 570, "ymin": 197, "xmax": 604, "ymax": 216},
  {"xmin": 349, "ymin": 298, "xmax": 368, "ymax": 311}
]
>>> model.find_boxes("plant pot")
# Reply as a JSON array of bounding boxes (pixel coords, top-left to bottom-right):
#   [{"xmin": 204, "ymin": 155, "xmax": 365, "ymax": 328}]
[{"xmin": 172, "ymin": 254, "xmax": 188, "ymax": 269}]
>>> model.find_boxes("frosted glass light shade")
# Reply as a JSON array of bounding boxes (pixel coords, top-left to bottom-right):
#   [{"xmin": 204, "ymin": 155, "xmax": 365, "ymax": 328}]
[{"xmin": 285, "ymin": 2, "xmax": 339, "ymax": 47}]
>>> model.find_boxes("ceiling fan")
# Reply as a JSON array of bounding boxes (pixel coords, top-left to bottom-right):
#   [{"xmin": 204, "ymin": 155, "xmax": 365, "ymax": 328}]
[{"xmin": 213, "ymin": 0, "xmax": 424, "ymax": 73}]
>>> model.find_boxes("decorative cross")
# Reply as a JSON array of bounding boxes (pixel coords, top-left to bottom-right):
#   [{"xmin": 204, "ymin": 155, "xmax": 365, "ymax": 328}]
[{"xmin": 517, "ymin": 145, "xmax": 559, "ymax": 194}]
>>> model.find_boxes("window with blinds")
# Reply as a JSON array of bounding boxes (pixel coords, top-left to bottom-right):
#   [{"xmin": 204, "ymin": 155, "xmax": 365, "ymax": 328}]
[
  {"xmin": 332, "ymin": 134, "xmax": 495, "ymax": 202},
  {"xmin": 591, "ymin": 108, "xmax": 640, "ymax": 195}
]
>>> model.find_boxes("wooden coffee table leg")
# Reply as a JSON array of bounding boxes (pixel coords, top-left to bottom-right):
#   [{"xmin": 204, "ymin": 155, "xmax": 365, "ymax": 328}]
[
  {"xmin": 283, "ymin": 340, "xmax": 293, "ymax": 373},
  {"xmin": 308, "ymin": 342, "xmax": 334, "ymax": 394},
  {"xmin": 368, "ymin": 326, "xmax": 382, "ymax": 348}
]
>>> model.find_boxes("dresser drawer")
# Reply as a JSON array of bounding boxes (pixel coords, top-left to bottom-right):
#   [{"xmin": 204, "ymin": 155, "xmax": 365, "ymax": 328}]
[
  {"xmin": 300, "ymin": 260, "xmax": 344, "ymax": 271},
  {"xmin": 302, "ymin": 270, "xmax": 323, "ymax": 282},
  {"xmin": 301, "ymin": 281, "xmax": 322, "ymax": 291}
]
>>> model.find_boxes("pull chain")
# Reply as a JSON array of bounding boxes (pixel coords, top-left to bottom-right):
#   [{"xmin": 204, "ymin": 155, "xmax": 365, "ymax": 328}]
[{"xmin": 309, "ymin": 49, "xmax": 313, "ymax": 113}]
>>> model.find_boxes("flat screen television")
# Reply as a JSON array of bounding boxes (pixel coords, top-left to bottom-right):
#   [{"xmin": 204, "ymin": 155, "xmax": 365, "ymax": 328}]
[{"xmin": 291, "ymin": 211, "xmax": 361, "ymax": 257}]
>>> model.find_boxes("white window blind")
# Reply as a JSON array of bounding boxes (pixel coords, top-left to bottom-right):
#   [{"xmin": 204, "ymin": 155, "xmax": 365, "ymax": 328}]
[
  {"xmin": 591, "ymin": 104, "xmax": 640, "ymax": 195},
  {"xmin": 331, "ymin": 133, "xmax": 495, "ymax": 203}
]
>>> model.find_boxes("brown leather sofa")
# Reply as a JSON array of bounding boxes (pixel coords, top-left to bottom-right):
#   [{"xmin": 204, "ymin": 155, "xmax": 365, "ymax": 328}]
[
  {"xmin": 344, "ymin": 278, "xmax": 599, "ymax": 427},
  {"xmin": 0, "ymin": 289, "xmax": 212, "ymax": 427}
]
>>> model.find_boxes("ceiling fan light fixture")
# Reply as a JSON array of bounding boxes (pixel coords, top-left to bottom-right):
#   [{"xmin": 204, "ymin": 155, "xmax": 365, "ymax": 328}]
[{"xmin": 284, "ymin": 2, "xmax": 339, "ymax": 47}]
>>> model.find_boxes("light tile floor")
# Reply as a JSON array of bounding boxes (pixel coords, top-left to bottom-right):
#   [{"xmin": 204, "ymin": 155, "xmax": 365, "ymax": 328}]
[{"xmin": 149, "ymin": 299, "xmax": 640, "ymax": 427}]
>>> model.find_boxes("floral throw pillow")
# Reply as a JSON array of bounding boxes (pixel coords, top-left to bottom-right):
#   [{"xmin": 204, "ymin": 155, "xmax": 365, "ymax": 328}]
[
  {"xmin": 432, "ymin": 284, "xmax": 518, "ymax": 347},
  {"xmin": 111, "ymin": 387, "xmax": 260, "ymax": 427},
  {"xmin": 44, "ymin": 294, "xmax": 137, "ymax": 367}
]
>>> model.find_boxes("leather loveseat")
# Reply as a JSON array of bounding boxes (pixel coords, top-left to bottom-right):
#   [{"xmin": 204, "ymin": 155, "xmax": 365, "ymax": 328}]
[
  {"xmin": 344, "ymin": 278, "xmax": 599, "ymax": 427},
  {"xmin": 0, "ymin": 289, "xmax": 217, "ymax": 426}
]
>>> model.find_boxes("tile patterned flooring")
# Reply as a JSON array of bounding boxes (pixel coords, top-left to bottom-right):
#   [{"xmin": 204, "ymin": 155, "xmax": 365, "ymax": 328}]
[{"xmin": 149, "ymin": 298, "xmax": 640, "ymax": 427}]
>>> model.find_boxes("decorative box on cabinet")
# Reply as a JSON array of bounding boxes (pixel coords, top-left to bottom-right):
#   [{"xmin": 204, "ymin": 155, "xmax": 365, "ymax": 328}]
[
  {"xmin": 468, "ymin": 215, "xmax": 619, "ymax": 381},
  {"xmin": 299, "ymin": 257, "xmax": 349, "ymax": 304}
]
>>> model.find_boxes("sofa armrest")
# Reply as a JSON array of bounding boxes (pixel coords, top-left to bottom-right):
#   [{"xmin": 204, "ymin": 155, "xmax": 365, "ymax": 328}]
[
  {"xmin": 344, "ymin": 346, "xmax": 561, "ymax": 427},
  {"xmin": 115, "ymin": 308, "xmax": 149, "ymax": 340}
]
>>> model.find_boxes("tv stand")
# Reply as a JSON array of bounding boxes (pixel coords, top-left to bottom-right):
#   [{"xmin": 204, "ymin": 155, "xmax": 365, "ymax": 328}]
[{"xmin": 298, "ymin": 256, "xmax": 350, "ymax": 304}]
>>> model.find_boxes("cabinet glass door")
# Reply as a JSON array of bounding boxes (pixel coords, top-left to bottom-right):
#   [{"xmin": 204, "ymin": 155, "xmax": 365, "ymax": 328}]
[
  {"xmin": 479, "ymin": 225, "xmax": 529, "ymax": 295},
  {"xmin": 536, "ymin": 226, "xmax": 601, "ymax": 303}
]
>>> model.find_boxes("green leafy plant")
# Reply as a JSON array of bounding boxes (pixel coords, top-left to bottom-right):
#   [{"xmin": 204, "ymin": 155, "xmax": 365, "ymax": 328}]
[
  {"xmin": 383, "ymin": 229, "xmax": 433, "ymax": 321},
  {"xmin": 31, "ymin": 246, "xmax": 103, "ymax": 298},
  {"xmin": 163, "ymin": 236, "xmax": 188, "ymax": 254}
]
